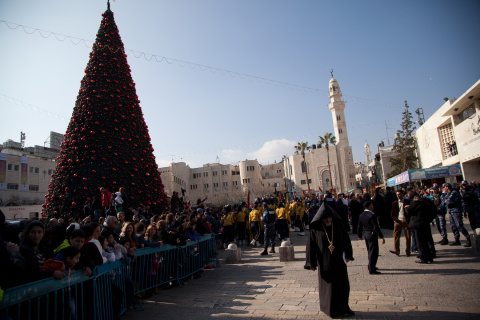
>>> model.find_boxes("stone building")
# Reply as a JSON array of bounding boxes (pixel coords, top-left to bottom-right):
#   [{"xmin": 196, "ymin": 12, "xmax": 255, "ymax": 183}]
[
  {"xmin": 0, "ymin": 132, "xmax": 61, "ymax": 206},
  {"xmin": 414, "ymin": 79, "xmax": 480, "ymax": 182}
]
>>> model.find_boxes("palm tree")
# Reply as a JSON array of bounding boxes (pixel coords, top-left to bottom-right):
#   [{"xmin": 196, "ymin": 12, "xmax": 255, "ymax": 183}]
[
  {"xmin": 318, "ymin": 133, "xmax": 336, "ymax": 193},
  {"xmin": 294, "ymin": 142, "xmax": 311, "ymax": 194}
]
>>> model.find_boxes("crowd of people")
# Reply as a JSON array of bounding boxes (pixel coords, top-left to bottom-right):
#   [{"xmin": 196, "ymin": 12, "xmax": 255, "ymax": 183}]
[
  {"xmin": 1, "ymin": 180, "xmax": 479, "ymax": 318},
  {"xmin": 0, "ymin": 187, "xmax": 220, "ymax": 316},
  {"xmin": 304, "ymin": 180, "xmax": 479, "ymax": 318}
]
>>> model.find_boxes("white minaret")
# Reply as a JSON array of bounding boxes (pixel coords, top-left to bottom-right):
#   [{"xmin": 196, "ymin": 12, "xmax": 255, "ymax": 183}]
[
  {"xmin": 328, "ymin": 71, "xmax": 349, "ymax": 147},
  {"xmin": 365, "ymin": 142, "xmax": 372, "ymax": 165}
]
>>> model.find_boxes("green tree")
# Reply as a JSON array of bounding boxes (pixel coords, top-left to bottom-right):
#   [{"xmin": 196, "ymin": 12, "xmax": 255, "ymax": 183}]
[
  {"xmin": 42, "ymin": 3, "xmax": 169, "ymax": 219},
  {"xmin": 294, "ymin": 142, "xmax": 311, "ymax": 194},
  {"xmin": 318, "ymin": 133, "xmax": 336, "ymax": 193},
  {"xmin": 389, "ymin": 101, "xmax": 418, "ymax": 177}
]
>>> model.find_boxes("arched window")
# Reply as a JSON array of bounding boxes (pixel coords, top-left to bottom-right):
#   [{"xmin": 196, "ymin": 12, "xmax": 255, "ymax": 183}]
[{"xmin": 301, "ymin": 161, "xmax": 308, "ymax": 173}]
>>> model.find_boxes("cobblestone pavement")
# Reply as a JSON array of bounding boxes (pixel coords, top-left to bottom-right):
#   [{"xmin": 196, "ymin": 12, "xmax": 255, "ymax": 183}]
[{"xmin": 124, "ymin": 221, "xmax": 480, "ymax": 319}]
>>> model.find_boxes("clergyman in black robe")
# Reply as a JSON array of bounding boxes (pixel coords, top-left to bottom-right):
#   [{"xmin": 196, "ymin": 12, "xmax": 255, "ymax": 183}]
[{"xmin": 305, "ymin": 202, "xmax": 355, "ymax": 318}]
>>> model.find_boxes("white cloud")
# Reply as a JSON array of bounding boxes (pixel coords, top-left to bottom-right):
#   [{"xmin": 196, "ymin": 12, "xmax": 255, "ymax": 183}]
[
  {"xmin": 220, "ymin": 149, "xmax": 243, "ymax": 164},
  {"xmin": 156, "ymin": 159, "xmax": 173, "ymax": 168},
  {"xmin": 248, "ymin": 139, "xmax": 297, "ymax": 164}
]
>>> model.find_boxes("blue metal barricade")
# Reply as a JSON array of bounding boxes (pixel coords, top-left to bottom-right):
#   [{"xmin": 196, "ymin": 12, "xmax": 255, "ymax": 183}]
[
  {"xmin": 0, "ymin": 270, "xmax": 89, "ymax": 320},
  {"xmin": 130, "ymin": 244, "xmax": 177, "ymax": 294},
  {"xmin": 0, "ymin": 233, "xmax": 218, "ymax": 319}
]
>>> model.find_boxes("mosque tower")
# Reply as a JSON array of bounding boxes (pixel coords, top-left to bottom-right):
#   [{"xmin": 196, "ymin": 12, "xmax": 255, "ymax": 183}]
[
  {"xmin": 327, "ymin": 71, "xmax": 355, "ymax": 193},
  {"xmin": 328, "ymin": 71, "xmax": 349, "ymax": 147}
]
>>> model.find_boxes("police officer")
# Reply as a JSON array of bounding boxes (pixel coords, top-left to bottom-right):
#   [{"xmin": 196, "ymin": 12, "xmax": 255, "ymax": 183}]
[
  {"xmin": 432, "ymin": 185, "xmax": 448, "ymax": 245},
  {"xmin": 461, "ymin": 180, "xmax": 480, "ymax": 233},
  {"xmin": 261, "ymin": 202, "xmax": 277, "ymax": 255},
  {"xmin": 444, "ymin": 183, "xmax": 471, "ymax": 247}
]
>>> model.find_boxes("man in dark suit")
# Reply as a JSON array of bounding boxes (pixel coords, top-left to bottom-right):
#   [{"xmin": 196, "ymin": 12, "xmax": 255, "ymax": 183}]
[{"xmin": 358, "ymin": 200, "xmax": 385, "ymax": 275}]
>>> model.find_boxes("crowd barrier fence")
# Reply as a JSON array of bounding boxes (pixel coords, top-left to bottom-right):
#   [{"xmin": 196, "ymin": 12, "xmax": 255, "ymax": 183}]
[{"xmin": 0, "ymin": 233, "xmax": 219, "ymax": 320}]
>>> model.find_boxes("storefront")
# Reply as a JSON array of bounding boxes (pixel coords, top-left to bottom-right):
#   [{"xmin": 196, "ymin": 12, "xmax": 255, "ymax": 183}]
[{"xmin": 387, "ymin": 164, "xmax": 463, "ymax": 189}]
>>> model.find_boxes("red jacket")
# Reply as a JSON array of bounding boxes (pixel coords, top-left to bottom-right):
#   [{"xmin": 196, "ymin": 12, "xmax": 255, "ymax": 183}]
[{"xmin": 102, "ymin": 190, "xmax": 112, "ymax": 208}]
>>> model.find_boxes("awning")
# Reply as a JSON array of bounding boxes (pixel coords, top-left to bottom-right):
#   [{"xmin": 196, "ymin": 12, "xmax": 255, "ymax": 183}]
[{"xmin": 387, "ymin": 164, "xmax": 463, "ymax": 187}]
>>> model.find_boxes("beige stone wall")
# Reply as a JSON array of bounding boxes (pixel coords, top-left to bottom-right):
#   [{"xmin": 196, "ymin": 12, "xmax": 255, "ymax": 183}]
[{"xmin": 0, "ymin": 153, "xmax": 56, "ymax": 205}]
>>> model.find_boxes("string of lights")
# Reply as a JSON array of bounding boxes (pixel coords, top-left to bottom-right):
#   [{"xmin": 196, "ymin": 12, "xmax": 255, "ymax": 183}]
[
  {"xmin": 0, "ymin": 93, "xmax": 69, "ymax": 122},
  {"xmin": 0, "ymin": 19, "xmax": 406, "ymax": 109}
]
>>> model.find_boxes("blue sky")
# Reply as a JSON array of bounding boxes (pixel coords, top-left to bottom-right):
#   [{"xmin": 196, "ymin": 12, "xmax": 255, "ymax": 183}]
[{"xmin": 1, "ymin": 0, "xmax": 479, "ymax": 168}]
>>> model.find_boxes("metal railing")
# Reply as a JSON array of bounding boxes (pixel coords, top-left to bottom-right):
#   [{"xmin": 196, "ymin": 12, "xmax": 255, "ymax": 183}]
[{"xmin": 0, "ymin": 233, "xmax": 219, "ymax": 320}]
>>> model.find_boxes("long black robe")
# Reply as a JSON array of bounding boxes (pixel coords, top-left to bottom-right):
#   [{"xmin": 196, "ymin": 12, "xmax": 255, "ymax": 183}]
[{"xmin": 305, "ymin": 203, "xmax": 354, "ymax": 318}]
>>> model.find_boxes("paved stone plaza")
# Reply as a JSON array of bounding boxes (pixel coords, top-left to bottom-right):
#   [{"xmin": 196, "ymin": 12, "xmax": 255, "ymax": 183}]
[{"xmin": 124, "ymin": 222, "xmax": 480, "ymax": 319}]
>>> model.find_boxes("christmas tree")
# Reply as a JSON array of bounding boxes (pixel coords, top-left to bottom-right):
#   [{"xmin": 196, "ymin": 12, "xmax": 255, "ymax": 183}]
[{"xmin": 42, "ymin": 2, "xmax": 169, "ymax": 219}]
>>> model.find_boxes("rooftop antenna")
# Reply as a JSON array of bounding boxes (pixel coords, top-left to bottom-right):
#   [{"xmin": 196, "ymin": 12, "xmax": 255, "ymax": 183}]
[
  {"xmin": 20, "ymin": 132, "xmax": 26, "ymax": 149},
  {"xmin": 385, "ymin": 120, "xmax": 391, "ymax": 145},
  {"xmin": 415, "ymin": 108, "xmax": 425, "ymax": 126}
]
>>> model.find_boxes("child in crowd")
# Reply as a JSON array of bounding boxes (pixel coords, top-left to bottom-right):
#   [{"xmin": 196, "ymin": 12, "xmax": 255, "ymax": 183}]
[{"xmin": 41, "ymin": 246, "xmax": 80, "ymax": 276}]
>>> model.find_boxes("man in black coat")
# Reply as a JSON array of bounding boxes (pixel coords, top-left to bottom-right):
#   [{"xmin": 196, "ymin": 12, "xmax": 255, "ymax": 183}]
[
  {"xmin": 407, "ymin": 195, "xmax": 437, "ymax": 263},
  {"xmin": 383, "ymin": 187, "xmax": 396, "ymax": 229},
  {"xmin": 305, "ymin": 203, "xmax": 355, "ymax": 318},
  {"xmin": 358, "ymin": 200, "xmax": 385, "ymax": 274}
]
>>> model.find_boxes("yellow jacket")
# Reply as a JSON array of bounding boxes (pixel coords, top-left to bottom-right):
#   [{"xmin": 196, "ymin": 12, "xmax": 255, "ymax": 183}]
[
  {"xmin": 236, "ymin": 209, "xmax": 248, "ymax": 223},
  {"xmin": 249, "ymin": 209, "xmax": 261, "ymax": 223},
  {"xmin": 295, "ymin": 201, "xmax": 306, "ymax": 218},
  {"xmin": 221, "ymin": 212, "xmax": 235, "ymax": 226},
  {"xmin": 276, "ymin": 207, "xmax": 290, "ymax": 221}
]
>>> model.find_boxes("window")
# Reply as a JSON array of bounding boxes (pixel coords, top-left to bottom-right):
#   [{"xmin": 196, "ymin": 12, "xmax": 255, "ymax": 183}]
[
  {"xmin": 203, "ymin": 172, "xmax": 208, "ymax": 177},
  {"xmin": 223, "ymin": 182, "xmax": 228, "ymax": 187},
  {"xmin": 193, "ymin": 173, "xmax": 201, "ymax": 179},
  {"xmin": 14, "ymin": 165, "xmax": 19, "ymax": 171},
  {"xmin": 222, "ymin": 170, "xmax": 227, "ymax": 175},
  {"xmin": 213, "ymin": 171, "xmax": 218, "ymax": 176},
  {"xmin": 204, "ymin": 184, "xmax": 209, "ymax": 189},
  {"xmin": 300, "ymin": 179, "xmax": 312, "ymax": 185},
  {"xmin": 29, "ymin": 167, "xmax": 39, "ymax": 174},
  {"xmin": 213, "ymin": 183, "xmax": 219, "ymax": 188},
  {"xmin": 246, "ymin": 166, "xmax": 254, "ymax": 171},
  {"xmin": 277, "ymin": 169, "xmax": 282, "ymax": 173},
  {"xmin": 7, "ymin": 183, "xmax": 18, "ymax": 190},
  {"xmin": 456, "ymin": 103, "xmax": 476, "ymax": 125},
  {"xmin": 190, "ymin": 184, "xmax": 198, "ymax": 190},
  {"xmin": 438, "ymin": 123, "xmax": 456, "ymax": 159},
  {"xmin": 274, "ymin": 182, "xmax": 280, "ymax": 187},
  {"xmin": 337, "ymin": 115, "xmax": 341, "ymax": 121},
  {"xmin": 7, "ymin": 164, "xmax": 13, "ymax": 170},
  {"xmin": 233, "ymin": 181, "xmax": 238, "ymax": 186},
  {"xmin": 48, "ymin": 169, "xmax": 53, "ymax": 175},
  {"xmin": 242, "ymin": 178, "xmax": 251, "ymax": 184},
  {"xmin": 301, "ymin": 161, "xmax": 308, "ymax": 173},
  {"xmin": 339, "ymin": 128, "xmax": 343, "ymax": 134},
  {"xmin": 29, "ymin": 185, "xmax": 39, "ymax": 191},
  {"xmin": 232, "ymin": 171, "xmax": 240, "ymax": 175}
]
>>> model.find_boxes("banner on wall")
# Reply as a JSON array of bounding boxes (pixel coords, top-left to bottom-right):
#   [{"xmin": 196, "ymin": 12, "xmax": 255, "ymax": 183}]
[
  {"xmin": 21, "ymin": 156, "xmax": 28, "ymax": 191},
  {"xmin": 0, "ymin": 153, "xmax": 6, "ymax": 189}
]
